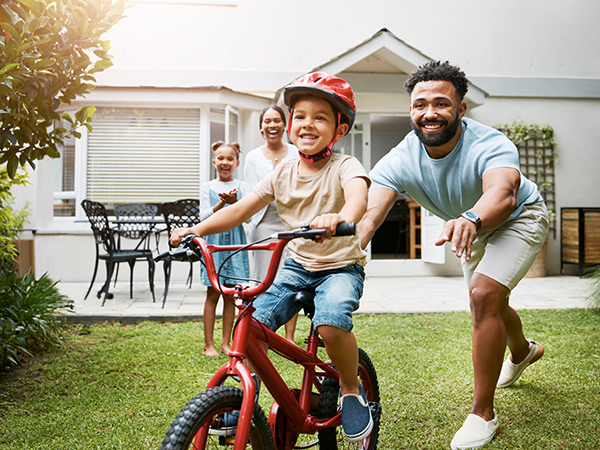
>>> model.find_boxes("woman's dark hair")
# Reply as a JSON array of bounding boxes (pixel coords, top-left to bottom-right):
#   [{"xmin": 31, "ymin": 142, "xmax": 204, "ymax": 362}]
[
  {"xmin": 403, "ymin": 61, "xmax": 469, "ymax": 101},
  {"xmin": 259, "ymin": 105, "xmax": 286, "ymax": 129}
]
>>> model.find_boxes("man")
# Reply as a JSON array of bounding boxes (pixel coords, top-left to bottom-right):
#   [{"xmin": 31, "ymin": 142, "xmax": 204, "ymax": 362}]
[{"xmin": 359, "ymin": 61, "xmax": 549, "ymax": 449}]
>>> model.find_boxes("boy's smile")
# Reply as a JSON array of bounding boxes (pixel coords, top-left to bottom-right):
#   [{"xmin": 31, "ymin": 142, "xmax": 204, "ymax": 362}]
[{"xmin": 290, "ymin": 97, "xmax": 342, "ymax": 156}]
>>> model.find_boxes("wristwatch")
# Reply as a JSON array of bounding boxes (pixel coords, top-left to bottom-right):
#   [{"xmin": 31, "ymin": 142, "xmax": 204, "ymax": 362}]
[{"xmin": 459, "ymin": 211, "xmax": 482, "ymax": 230}]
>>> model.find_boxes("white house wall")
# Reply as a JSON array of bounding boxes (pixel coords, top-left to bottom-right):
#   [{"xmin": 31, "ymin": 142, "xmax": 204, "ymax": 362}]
[
  {"xmin": 98, "ymin": 0, "xmax": 600, "ymax": 89},
  {"xmin": 13, "ymin": 0, "xmax": 600, "ymax": 282},
  {"xmin": 470, "ymin": 97, "xmax": 600, "ymax": 275}
]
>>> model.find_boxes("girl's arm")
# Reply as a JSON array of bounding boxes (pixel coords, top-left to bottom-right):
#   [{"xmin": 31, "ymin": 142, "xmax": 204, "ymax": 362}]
[
  {"xmin": 199, "ymin": 183, "xmax": 215, "ymax": 221},
  {"xmin": 310, "ymin": 176, "xmax": 369, "ymax": 237},
  {"xmin": 170, "ymin": 191, "xmax": 268, "ymax": 246}
]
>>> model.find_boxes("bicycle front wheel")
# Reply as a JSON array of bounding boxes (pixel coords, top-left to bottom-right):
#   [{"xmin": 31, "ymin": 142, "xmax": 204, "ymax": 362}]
[
  {"xmin": 317, "ymin": 348, "xmax": 381, "ymax": 450},
  {"xmin": 160, "ymin": 385, "xmax": 275, "ymax": 450}
]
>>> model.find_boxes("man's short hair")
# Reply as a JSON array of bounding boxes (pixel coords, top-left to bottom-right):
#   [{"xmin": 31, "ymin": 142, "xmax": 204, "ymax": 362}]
[{"xmin": 403, "ymin": 61, "xmax": 469, "ymax": 101}]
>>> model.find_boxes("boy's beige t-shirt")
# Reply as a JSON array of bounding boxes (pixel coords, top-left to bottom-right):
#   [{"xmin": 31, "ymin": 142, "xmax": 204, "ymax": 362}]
[{"xmin": 253, "ymin": 153, "xmax": 370, "ymax": 272}]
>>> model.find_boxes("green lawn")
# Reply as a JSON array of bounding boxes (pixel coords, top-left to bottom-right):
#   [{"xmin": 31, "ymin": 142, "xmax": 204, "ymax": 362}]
[{"xmin": 1, "ymin": 309, "xmax": 599, "ymax": 449}]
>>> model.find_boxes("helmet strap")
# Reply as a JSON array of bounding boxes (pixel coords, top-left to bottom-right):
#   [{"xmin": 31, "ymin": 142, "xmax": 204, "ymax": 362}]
[{"xmin": 292, "ymin": 111, "xmax": 342, "ymax": 163}]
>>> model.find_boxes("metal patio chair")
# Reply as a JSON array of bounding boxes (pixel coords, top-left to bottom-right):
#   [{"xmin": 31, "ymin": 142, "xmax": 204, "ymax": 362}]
[
  {"xmin": 112, "ymin": 203, "xmax": 160, "ymax": 290},
  {"xmin": 158, "ymin": 198, "xmax": 200, "ymax": 308},
  {"xmin": 81, "ymin": 199, "xmax": 156, "ymax": 305}
]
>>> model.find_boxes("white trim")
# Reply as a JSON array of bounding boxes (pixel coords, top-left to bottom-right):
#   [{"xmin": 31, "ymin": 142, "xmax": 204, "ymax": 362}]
[
  {"xmin": 470, "ymin": 76, "xmax": 600, "ymax": 99},
  {"xmin": 200, "ymin": 107, "xmax": 211, "ymax": 190},
  {"xmin": 75, "ymin": 125, "xmax": 88, "ymax": 220},
  {"xmin": 133, "ymin": 0, "xmax": 236, "ymax": 5}
]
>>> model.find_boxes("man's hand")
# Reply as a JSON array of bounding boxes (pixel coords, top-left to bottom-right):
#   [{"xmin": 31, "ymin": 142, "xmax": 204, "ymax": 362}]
[
  {"xmin": 435, "ymin": 217, "xmax": 479, "ymax": 261},
  {"xmin": 170, "ymin": 227, "xmax": 196, "ymax": 247}
]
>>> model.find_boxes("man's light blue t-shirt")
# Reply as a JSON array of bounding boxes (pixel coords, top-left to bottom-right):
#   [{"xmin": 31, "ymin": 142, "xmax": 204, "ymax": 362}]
[{"xmin": 369, "ymin": 117, "xmax": 542, "ymax": 222}]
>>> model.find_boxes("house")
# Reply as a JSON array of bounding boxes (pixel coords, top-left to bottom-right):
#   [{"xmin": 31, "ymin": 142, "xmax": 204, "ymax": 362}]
[{"xmin": 14, "ymin": 0, "xmax": 600, "ymax": 283}]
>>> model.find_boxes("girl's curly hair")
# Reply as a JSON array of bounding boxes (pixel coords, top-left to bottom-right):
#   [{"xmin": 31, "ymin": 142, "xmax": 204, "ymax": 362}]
[{"xmin": 404, "ymin": 61, "xmax": 469, "ymax": 100}]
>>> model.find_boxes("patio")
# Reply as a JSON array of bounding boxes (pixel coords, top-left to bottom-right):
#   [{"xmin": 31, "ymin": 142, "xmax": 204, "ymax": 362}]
[{"xmin": 56, "ymin": 275, "xmax": 594, "ymax": 323}]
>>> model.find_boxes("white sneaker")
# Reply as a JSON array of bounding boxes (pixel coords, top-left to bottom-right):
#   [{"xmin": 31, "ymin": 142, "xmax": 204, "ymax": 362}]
[
  {"xmin": 450, "ymin": 410, "xmax": 500, "ymax": 449},
  {"xmin": 497, "ymin": 340, "xmax": 544, "ymax": 388}
]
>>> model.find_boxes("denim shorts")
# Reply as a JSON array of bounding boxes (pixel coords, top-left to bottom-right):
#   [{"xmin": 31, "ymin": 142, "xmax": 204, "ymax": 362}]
[{"xmin": 252, "ymin": 259, "xmax": 365, "ymax": 332}]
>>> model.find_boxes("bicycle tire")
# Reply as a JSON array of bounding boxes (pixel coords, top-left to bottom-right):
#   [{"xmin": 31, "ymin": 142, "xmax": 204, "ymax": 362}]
[
  {"xmin": 160, "ymin": 385, "xmax": 275, "ymax": 450},
  {"xmin": 317, "ymin": 348, "xmax": 381, "ymax": 450}
]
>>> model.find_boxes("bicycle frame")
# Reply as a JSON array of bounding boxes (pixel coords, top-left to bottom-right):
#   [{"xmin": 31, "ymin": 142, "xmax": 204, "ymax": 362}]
[{"xmin": 189, "ymin": 235, "xmax": 343, "ymax": 450}]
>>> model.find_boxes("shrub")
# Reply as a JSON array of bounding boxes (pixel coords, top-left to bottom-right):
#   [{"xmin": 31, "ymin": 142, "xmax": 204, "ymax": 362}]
[
  {"xmin": 0, "ymin": 267, "xmax": 73, "ymax": 367},
  {"xmin": 1, "ymin": 166, "xmax": 73, "ymax": 368},
  {"xmin": 587, "ymin": 266, "xmax": 600, "ymax": 310}
]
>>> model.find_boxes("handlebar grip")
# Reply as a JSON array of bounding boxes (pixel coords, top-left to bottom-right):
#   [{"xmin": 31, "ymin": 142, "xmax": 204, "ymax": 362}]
[
  {"xmin": 154, "ymin": 251, "xmax": 170, "ymax": 262},
  {"xmin": 335, "ymin": 222, "xmax": 355, "ymax": 236}
]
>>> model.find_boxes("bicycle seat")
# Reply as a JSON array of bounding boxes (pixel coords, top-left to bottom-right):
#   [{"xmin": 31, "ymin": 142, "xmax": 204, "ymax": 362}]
[{"xmin": 293, "ymin": 290, "xmax": 315, "ymax": 319}]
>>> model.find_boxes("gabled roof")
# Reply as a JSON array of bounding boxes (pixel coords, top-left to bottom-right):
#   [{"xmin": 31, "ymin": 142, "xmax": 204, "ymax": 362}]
[{"xmin": 275, "ymin": 28, "xmax": 486, "ymax": 108}]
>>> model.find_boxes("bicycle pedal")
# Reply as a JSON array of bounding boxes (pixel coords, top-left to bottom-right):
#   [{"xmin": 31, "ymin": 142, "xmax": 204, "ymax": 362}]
[{"xmin": 369, "ymin": 401, "xmax": 382, "ymax": 422}]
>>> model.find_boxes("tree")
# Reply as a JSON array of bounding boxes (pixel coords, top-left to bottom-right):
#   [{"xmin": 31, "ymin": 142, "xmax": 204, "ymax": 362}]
[{"xmin": 0, "ymin": 0, "xmax": 125, "ymax": 178}]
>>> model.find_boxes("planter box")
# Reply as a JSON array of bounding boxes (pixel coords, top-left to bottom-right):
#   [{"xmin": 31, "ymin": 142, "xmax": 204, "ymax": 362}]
[
  {"xmin": 561, "ymin": 207, "xmax": 600, "ymax": 275},
  {"xmin": 15, "ymin": 238, "xmax": 35, "ymax": 277}
]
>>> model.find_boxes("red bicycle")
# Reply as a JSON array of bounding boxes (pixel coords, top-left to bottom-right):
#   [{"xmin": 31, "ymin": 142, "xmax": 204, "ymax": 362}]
[{"xmin": 156, "ymin": 224, "xmax": 381, "ymax": 450}]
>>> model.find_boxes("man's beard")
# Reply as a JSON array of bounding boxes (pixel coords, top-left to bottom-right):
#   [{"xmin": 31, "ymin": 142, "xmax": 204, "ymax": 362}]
[{"xmin": 411, "ymin": 112, "xmax": 461, "ymax": 148}]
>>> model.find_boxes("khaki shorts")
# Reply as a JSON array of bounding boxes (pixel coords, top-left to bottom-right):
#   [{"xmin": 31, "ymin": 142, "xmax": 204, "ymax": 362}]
[{"xmin": 462, "ymin": 201, "xmax": 549, "ymax": 291}]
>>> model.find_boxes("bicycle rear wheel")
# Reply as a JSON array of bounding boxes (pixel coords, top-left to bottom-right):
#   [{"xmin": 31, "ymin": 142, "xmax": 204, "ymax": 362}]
[
  {"xmin": 160, "ymin": 385, "xmax": 275, "ymax": 450},
  {"xmin": 317, "ymin": 348, "xmax": 381, "ymax": 450}
]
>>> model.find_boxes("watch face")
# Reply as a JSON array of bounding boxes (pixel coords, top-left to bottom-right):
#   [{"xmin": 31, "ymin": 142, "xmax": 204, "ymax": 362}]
[{"xmin": 464, "ymin": 211, "xmax": 478, "ymax": 221}]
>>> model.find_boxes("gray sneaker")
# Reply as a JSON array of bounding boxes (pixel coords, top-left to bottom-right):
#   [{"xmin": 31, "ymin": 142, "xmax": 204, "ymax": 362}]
[{"xmin": 497, "ymin": 340, "xmax": 544, "ymax": 388}]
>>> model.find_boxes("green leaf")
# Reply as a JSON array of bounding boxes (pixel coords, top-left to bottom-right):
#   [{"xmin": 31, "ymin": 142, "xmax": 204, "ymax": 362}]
[
  {"xmin": 0, "ymin": 62, "xmax": 20, "ymax": 76},
  {"xmin": 6, "ymin": 154, "xmax": 18, "ymax": 178}
]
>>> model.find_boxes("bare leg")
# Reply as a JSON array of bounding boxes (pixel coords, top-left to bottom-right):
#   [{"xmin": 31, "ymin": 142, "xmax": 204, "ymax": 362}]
[
  {"xmin": 503, "ymin": 305, "xmax": 531, "ymax": 364},
  {"xmin": 468, "ymin": 273, "xmax": 511, "ymax": 421},
  {"xmin": 318, "ymin": 325, "xmax": 360, "ymax": 396},
  {"xmin": 220, "ymin": 295, "xmax": 236, "ymax": 354},
  {"xmin": 284, "ymin": 314, "xmax": 299, "ymax": 343},
  {"xmin": 203, "ymin": 287, "xmax": 221, "ymax": 357}
]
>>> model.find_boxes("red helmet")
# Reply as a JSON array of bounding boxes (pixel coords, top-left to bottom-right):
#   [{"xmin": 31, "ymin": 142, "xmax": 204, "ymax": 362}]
[{"xmin": 283, "ymin": 72, "xmax": 357, "ymax": 129}]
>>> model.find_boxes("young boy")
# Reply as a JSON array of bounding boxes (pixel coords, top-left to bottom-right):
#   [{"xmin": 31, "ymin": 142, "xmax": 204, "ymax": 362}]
[{"xmin": 170, "ymin": 72, "xmax": 372, "ymax": 441}]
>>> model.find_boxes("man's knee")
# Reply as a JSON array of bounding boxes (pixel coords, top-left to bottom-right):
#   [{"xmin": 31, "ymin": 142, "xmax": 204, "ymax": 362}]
[{"xmin": 469, "ymin": 274, "xmax": 510, "ymax": 319}]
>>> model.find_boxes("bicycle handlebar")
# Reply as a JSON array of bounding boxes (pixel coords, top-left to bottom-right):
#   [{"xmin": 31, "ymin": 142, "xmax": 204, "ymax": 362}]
[
  {"xmin": 154, "ymin": 222, "xmax": 355, "ymax": 299},
  {"xmin": 154, "ymin": 233, "xmax": 200, "ymax": 262},
  {"xmin": 155, "ymin": 222, "xmax": 355, "ymax": 263}
]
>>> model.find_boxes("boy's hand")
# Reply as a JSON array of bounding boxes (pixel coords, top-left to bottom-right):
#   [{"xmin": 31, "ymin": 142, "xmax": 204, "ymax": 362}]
[
  {"xmin": 310, "ymin": 213, "xmax": 343, "ymax": 243},
  {"xmin": 170, "ymin": 227, "xmax": 196, "ymax": 247},
  {"xmin": 219, "ymin": 189, "xmax": 238, "ymax": 205}
]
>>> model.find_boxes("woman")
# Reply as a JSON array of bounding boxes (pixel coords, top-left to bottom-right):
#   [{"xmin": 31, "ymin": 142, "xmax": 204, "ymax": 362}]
[{"xmin": 244, "ymin": 105, "xmax": 299, "ymax": 341}]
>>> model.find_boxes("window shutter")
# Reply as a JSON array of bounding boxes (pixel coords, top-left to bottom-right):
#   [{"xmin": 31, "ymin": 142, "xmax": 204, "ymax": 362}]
[{"xmin": 87, "ymin": 107, "xmax": 201, "ymax": 203}]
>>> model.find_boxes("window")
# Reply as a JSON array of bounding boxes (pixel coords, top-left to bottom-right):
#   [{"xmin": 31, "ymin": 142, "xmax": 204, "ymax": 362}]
[{"xmin": 86, "ymin": 107, "xmax": 201, "ymax": 209}]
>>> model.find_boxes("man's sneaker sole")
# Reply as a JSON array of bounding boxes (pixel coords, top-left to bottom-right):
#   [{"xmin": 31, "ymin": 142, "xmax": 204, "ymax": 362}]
[{"xmin": 450, "ymin": 429, "xmax": 500, "ymax": 449}]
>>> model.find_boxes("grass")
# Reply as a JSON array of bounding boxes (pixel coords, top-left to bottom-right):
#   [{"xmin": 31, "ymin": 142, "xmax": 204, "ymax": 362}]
[{"xmin": 1, "ymin": 309, "xmax": 599, "ymax": 449}]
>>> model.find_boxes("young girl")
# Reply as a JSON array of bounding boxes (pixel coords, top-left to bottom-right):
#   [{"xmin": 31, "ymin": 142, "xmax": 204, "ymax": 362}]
[{"xmin": 199, "ymin": 141, "xmax": 250, "ymax": 356}]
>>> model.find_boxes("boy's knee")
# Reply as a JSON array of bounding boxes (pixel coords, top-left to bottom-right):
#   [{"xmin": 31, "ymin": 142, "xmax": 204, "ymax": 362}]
[{"xmin": 317, "ymin": 324, "xmax": 350, "ymax": 342}]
